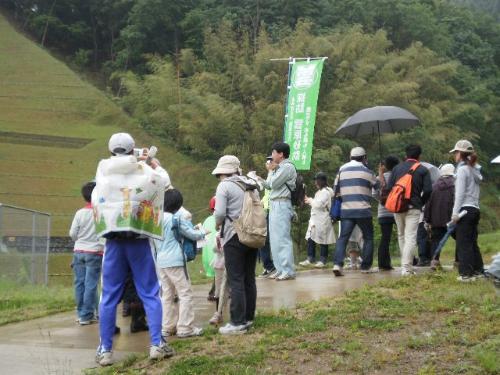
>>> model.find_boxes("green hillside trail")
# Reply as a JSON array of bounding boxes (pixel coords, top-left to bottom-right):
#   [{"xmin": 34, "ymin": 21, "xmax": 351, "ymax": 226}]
[
  {"xmin": 0, "ymin": 269, "xmax": 400, "ymax": 374},
  {"xmin": 0, "ymin": 12, "xmax": 216, "ymax": 236}
]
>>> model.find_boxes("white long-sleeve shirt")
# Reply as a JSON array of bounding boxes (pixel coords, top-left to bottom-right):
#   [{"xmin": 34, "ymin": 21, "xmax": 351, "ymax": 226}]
[{"xmin": 69, "ymin": 204, "xmax": 104, "ymax": 254}]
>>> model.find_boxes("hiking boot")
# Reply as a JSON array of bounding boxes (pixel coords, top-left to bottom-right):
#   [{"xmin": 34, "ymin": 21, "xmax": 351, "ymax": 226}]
[
  {"xmin": 430, "ymin": 260, "xmax": 441, "ymax": 271},
  {"xmin": 150, "ymin": 342, "xmax": 175, "ymax": 360},
  {"xmin": 219, "ymin": 323, "xmax": 248, "ymax": 335},
  {"xmin": 258, "ymin": 269, "xmax": 276, "ymax": 278},
  {"xmin": 332, "ymin": 265, "xmax": 344, "ymax": 277},
  {"xmin": 276, "ymin": 273, "xmax": 295, "ymax": 281},
  {"xmin": 177, "ymin": 327, "xmax": 203, "ymax": 338},
  {"xmin": 209, "ymin": 312, "xmax": 223, "ymax": 325},
  {"xmin": 457, "ymin": 275, "xmax": 477, "ymax": 283},
  {"xmin": 314, "ymin": 261, "xmax": 326, "ymax": 268},
  {"xmin": 96, "ymin": 350, "xmax": 113, "ymax": 366},
  {"xmin": 416, "ymin": 259, "xmax": 431, "ymax": 267},
  {"xmin": 299, "ymin": 259, "xmax": 312, "ymax": 267}
]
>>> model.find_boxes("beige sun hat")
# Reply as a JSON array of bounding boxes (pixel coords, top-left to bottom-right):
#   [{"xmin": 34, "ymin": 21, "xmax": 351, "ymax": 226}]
[
  {"xmin": 450, "ymin": 140, "xmax": 474, "ymax": 153},
  {"xmin": 439, "ymin": 164, "xmax": 455, "ymax": 176},
  {"xmin": 350, "ymin": 146, "xmax": 366, "ymax": 158},
  {"xmin": 212, "ymin": 155, "xmax": 242, "ymax": 175}
]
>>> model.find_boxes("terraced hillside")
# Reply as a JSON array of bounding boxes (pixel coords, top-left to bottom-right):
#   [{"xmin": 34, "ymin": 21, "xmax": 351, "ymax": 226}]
[{"xmin": 0, "ymin": 13, "xmax": 216, "ymax": 236}]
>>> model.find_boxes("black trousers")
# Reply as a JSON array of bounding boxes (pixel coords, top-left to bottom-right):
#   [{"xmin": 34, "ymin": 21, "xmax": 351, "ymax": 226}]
[
  {"xmin": 417, "ymin": 222, "xmax": 432, "ymax": 262},
  {"xmin": 224, "ymin": 235, "xmax": 258, "ymax": 325},
  {"xmin": 378, "ymin": 217, "xmax": 394, "ymax": 269},
  {"xmin": 456, "ymin": 207, "xmax": 484, "ymax": 276}
]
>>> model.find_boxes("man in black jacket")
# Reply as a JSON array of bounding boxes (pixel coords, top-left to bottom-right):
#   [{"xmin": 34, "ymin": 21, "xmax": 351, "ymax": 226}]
[{"xmin": 386, "ymin": 145, "xmax": 432, "ymax": 276}]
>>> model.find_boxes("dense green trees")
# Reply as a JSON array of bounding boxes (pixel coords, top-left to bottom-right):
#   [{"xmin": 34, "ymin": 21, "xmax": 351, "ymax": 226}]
[{"xmin": 2, "ymin": 0, "xmax": 498, "ymax": 228}]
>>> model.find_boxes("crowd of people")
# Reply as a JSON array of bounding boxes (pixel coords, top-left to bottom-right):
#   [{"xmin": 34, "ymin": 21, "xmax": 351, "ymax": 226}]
[{"xmin": 68, "ymin": 132, "xmax": 486, "ymax": 366}]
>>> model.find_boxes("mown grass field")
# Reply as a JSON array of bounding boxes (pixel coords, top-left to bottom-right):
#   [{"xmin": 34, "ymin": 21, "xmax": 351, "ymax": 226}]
[
  {"xmin": 0, "ymin": 12, "xmax": 217, "ymax": 236},
  {"xmin": 86, "ymin": 272, "xmax": 499, "ymax": 375}
]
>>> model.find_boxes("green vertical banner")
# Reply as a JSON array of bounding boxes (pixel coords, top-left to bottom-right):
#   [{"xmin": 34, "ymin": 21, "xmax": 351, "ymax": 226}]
[{"xmin": 284, "ymin": 58, "xmax": 325, "ymax": 170}]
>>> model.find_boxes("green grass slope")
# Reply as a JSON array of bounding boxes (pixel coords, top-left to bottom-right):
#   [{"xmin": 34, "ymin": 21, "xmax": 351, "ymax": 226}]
[{"xmin": 0, "ymin": 13, "xmax": 217, "ymax": 236}]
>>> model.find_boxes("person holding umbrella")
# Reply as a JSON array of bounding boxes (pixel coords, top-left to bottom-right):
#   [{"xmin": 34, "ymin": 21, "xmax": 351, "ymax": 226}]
[{"xmin": 450, "ymin": 140, "xmax": 484, "ymax": 282}]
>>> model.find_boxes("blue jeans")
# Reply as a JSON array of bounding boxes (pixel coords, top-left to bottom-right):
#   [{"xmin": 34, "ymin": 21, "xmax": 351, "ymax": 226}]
[
  {"xmin": 73, "ymin": 252, "xmax": 102, "ymax": 321},
  {"xmin": 269, "ymin": 200, "xmax": 295, "ymax": 276},
  {"xmin": 259, "ymin": 214, "xmax": 275, "ymax": 271},
  {"xmin": 334, "ymin": 218, "xmax": 374, "ymax": 269},
  {"xmin": 99, "ymin": 238, "xmax": 162, "ymax": 351},
  {"xmin": 307, "ymin": 238, "xmax": 328, "ymax": 263}
]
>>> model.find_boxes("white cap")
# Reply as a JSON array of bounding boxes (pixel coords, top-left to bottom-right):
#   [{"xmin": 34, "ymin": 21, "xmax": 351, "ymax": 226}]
[
  {"xmin": 212, "ymin": 155, "xmax": 242, "ymax": 175},
  {"xmin": 350, "ymin": 146, "xmax": 366, "ymax": 158},
  {"xmin": 450, "ymin": 140, "xmax": 474, "ymax": 153},
  {"xmin": 439, "ymin": 163, "xmax": 455, "ymax": 176},
  {"xmin": 108, "ymin": 133, "xmax": 135, "ymax": 154}
]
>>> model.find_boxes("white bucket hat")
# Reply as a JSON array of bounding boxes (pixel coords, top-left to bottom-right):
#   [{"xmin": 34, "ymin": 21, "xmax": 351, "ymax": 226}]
[
  {"xmin": 450, "ymin": 140, "xmax": 474, "ymax": 153},
  {"xmin": 439, "ymin": 163, "xmax": 455, "ymax": 176},
  {"xmin": 350, "ymin": 146, "xmax": 366, "ymax": 158},
  {"xmin": 212, "ymin": 155, "xmax": 242, "ymax": 175},
  {"xmin": 108, "ymin": 133, "xmax": 135, "ymax": 154}
]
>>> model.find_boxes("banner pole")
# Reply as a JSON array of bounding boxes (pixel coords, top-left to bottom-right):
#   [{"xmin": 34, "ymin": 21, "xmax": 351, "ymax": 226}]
[{"xmin": 282, "ymin": 56, "xmax": 293, "ymax": 140}]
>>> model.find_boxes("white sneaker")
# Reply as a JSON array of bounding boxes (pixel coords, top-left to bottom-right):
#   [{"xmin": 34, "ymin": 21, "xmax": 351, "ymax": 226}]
[
  {"xmin": 268, "ymin": 271, "xmax": 280, "ymax": 279},
  {"xmin": 457, "ymin": 275, "xmax": 477, "ymax": 283},
  {"xmin": 177, "ymin": 327, "xmax": 203, "ymax": 338},
  {"xmin": 245, "ymin": 320, "xmax": 254, "ymax": 329},
  {"xmin": 96, "ymin": 351, "xmax": 113, "ymax": 366},
  {"xmin": 299, "ymin": 259, "xmax": 312, "ymax": 267},
  {"xmin": 361, "ymin": 268, "xmax": 378, "ymax": 274},
  {"xmin": 209, "ymin": 312, "xmax": 223, "ymax": 325},
  {"xmin": 401, "ymin": 269, "xmax": 416, "ymax": 276},
  {"xmin": 333, "ymin": 265, "xmax": 344, "ymax": 277},
  {"xmin": 276, "ymin": 273, "xmax": 296, "ymax": 281},
  {"xmin": 219, "ymin": 323, "xmax": 248, "ymax": 335},
  {"xmin": 314, "ymin": 261, "xmax": 326, "ymax": 268},
  {"xmin": 149, "ymin": 342, "xmax": 175, "ymax": 360}
]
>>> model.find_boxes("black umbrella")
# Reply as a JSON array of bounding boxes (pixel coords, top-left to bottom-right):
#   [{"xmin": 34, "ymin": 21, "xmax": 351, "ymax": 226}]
[{"xmin": 335, "ymin": 106, "xmax": 421, "ymax": 159}]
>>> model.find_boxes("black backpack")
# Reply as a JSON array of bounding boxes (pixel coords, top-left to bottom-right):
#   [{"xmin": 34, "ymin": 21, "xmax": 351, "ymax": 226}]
[{"xmin": 286, "ymin": 172, "xmax": 306, "ymax": 207}]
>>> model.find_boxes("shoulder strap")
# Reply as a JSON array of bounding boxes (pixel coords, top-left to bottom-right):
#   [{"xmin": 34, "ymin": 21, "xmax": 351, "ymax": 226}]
[
  {"xmin": 334, "ymin": 169, "xmax": 342, "ymax": 195},
  {"xmin": 409, "ymin": 162, "xmax": 421, "ymax": 174}
]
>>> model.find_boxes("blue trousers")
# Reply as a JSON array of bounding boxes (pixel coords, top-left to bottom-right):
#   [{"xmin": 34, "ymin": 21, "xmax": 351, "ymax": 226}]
[
  {"xmin": 99, "ymin": 238, "xmax": 162, "ymax": 351},
  {"xmin": 269, "ymin": 200, "xmax": 295, "ymax": 276},
  {"xmin": 73, "ymin": 252, "xmax": 102, "ymax": 321},
  {"xmin": 334, "ymin": 218, "xmax": 374, "ymax": 269}
]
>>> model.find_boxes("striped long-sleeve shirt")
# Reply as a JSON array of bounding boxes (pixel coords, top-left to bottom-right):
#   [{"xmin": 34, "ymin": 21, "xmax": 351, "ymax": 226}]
[{"xmin": 333, "ymin": 160, "xmax": 379, "ymax": 219}]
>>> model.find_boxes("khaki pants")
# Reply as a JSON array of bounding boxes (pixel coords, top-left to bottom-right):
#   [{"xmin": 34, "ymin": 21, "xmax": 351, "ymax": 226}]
[
  {"xmin": 158, "ymin": 267, "xmax": 195, "ymax": 335},
  {"xmin": 394, "ymin": 209, "xmax": 420, "ymax": 272},
  {"xmin": 214, "ymin": 268, "xmax": 229, "ymax": 315}
]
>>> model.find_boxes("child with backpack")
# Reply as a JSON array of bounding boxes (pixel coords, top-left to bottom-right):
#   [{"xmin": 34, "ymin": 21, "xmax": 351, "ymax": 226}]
[{"xmin": 156, "ymin": 189, "xmax": 207, "ymax": 338}]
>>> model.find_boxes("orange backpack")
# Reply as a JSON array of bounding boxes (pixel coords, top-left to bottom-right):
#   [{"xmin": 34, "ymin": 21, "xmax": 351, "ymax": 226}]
[{"xmin": 385, "ymin": 162, "xmax": 420, "ymax": 213}]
